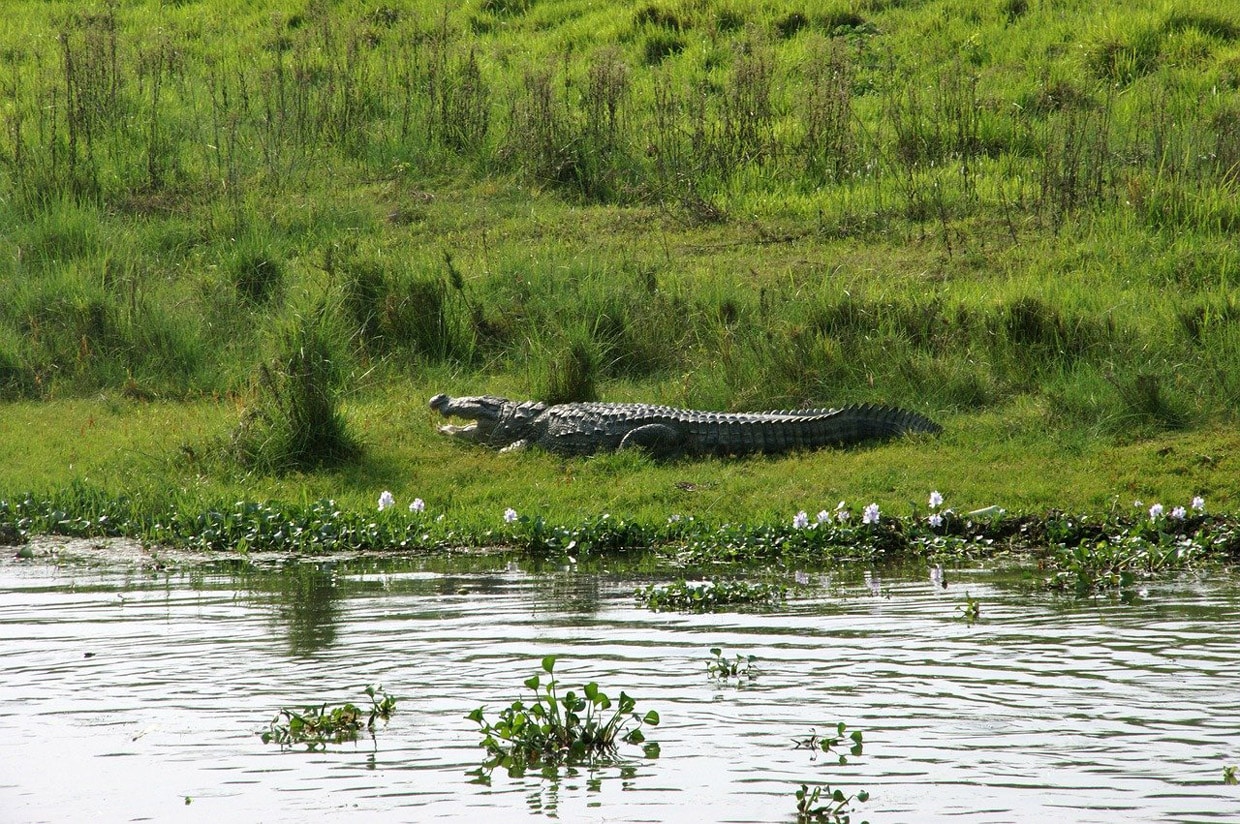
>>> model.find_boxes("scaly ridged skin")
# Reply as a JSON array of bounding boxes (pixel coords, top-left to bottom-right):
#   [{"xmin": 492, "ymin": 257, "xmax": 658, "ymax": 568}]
[{"xmin": 430, "ymin": 394, "xmax": 941, "ymax": 458}]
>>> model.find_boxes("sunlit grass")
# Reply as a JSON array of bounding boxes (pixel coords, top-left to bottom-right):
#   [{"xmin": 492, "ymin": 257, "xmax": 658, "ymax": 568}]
[
  {"xmin": 0, "ymin": 0, "xmax": 1237, "ymax": 522},
  {"xmin": 1, "ymin": 392, "xmax": 1233, "ymax": 524}
]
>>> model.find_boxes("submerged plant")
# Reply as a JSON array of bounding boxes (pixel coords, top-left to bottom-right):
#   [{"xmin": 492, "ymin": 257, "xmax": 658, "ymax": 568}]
[
  {"xmin": 706, "ymin": 647, "xmax": 757, "ymax": 681},
  {"xmin": 466, "ymin": 656, "xmax": 659, "ymax": 776},
  {"xmin": 795, "ymin": 781, "xmax": 870, "ymax": 823},
  {"xmin": 793, "ymin": 722, "xmax": 864, "ymax": 765},
  {"xmin": 260, "ymin": 684, "xmax": 396, "ymax": 751}
]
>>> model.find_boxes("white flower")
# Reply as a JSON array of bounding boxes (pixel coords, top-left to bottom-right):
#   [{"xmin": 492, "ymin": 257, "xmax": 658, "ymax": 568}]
[
  {"xmin": 929, "ymin": 490, "xmax": 944, "ymax": 509},
  {"xmin": 862, "ymin": 503, "xmax": 880, "ymax": 525},
  {"xmin": 928, "ymin": 512, "xmax": 943, "ymax": 528},
  {"xmin": 1148, "ymin": 503, "xmax": 1164, "ymax": 520},
  {"xmin": 378, "ymin": 490, "xmax": 395, "ymax": 511},
  {"xmin": 816, "ymin": 510, "xmax": 831, "ymax": 524},
  {"xmin": 1170, "ymin": 506, "xmax": 1186, "ymax": 520},
  {"xmin": 1191, "ymin": 496, "xmax": 1205, "ymax": 512},
  {"xmin": 503, "ymin": 507, "xmax": 519, "ymax": 524},
  {"xmin": 793, "ymin": 511, "xmax": 809, "ymax": 530},
  {"xmin": 409, "ymin": 498, "xmax": 425, "ymax": 513},
  {"xmin": 835, "ymin": 501, "xmax": 851, "ymax": 522}
]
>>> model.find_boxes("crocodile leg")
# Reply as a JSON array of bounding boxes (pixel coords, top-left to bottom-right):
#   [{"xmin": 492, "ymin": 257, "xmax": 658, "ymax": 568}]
[{"xmin": 618, "ymin": 423, "xmax": 682, "ymax": 459}]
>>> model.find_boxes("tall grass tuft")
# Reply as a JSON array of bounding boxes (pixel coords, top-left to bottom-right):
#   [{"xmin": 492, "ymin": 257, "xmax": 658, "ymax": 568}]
[
  {"xmin": 226, "ymin": 236, "xmax": 285, "ymax": 306},
  {"xmin": 230, "ymin": 305, "xmax": 358, "ymax": 471},
  {"xmin": 541, "ymin": 337, "xmax": 599, "ymax": 405},
  {"xmin": 1110, "ymin": 371, "xmax": 1191, "ymax": 430},
  {"xmin": 0, "ymin": 332, "xmax": 35, "ymax": 399},
  {"xmin": 429, "ymin": 46, "xmax": 491, "ymax": 154},
  {"xmin": 800, "ymin": 37, "xmax": 854, "ymax": 182}
]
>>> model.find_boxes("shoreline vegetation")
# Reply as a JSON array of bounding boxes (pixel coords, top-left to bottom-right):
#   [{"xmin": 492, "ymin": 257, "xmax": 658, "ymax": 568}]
[
  {"xmin": 2, "ymin": 0, "xmax": 1238, "ymax": 577},
  {"xmin": 3, "ymin": 480, "xmax": 1237, "ymax": 597}
]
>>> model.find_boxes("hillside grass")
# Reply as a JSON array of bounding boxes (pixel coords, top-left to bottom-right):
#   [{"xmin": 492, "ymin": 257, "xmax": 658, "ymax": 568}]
[{"xmin": 1, "ymin": 0, "xmax": 1238, "ymax": 527}]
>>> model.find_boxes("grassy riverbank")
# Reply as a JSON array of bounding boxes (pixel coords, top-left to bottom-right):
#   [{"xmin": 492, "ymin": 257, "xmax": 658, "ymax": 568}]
[
  {"xmin": 1, "ymin": 392, "xmax": 1232, "ymax": 523},
  {"xmin": 1, "ymin": 0, "xmax": 1238, "ymax": 535}
]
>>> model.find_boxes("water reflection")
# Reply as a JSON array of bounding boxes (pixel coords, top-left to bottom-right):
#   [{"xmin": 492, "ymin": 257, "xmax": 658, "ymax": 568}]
[
  {"xmin": 1, "ymin": 554, "xmax": 1239, "ymax": 823},
  {"xmin": 528, "ymin": 571, "xmax": 605, "ymax": 617},
  {"xmin": 262, "ymin": 562, "xmax": 342, "ymax": 656}
]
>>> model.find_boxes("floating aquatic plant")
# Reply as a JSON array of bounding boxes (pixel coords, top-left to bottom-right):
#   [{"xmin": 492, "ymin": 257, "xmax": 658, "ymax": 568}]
[
  {"xmin": 467, "ymin": 656, "xmax": 659, "ymax": 777},
  {"xmin": 793, "ymin": 722, "xmax": 864, "ymax": 765},
  {"xmin": 794, "ymin": 781, "xmax": 870, "ymax": 823},
  {"xmin": 260, "ymin": 684, "xmax": 396, "ymax": 751},
  {"xmin": 635, "ymin": 578, "xmax": 787, "ymax": 612},
  {"xmin": 957, "ymin": 592, "xmax": 981, "ymax": 625},
  {"xmin": 707, "ymin": 647, "xmax": 757, "ymax": 681}
]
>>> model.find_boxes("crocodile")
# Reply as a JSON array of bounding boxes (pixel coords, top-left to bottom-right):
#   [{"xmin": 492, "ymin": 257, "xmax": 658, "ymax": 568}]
[{"xmin": 429, "ymin": 394, "xmax": 941, "ymax": 459}]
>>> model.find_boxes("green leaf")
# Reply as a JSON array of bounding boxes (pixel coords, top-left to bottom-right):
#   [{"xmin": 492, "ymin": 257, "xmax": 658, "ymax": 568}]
[
  {"xmin": 642, "ymin": 710, "xmax": 660, "ymax": 725},
  {"xmin": 709, "ymin": 647, "xmax": 722, "ymax": 656},
  {"xmin": 524, "ymin": 675, "xmax": 540, "ymax": 691},
  {"xmin": 541, "ymin": 655, "xmax": 557, "ymax": 673},
  {"xmin": 642, "ymin": 742, "xmax": 661, "ymax": 758},
  {"xmin": 857, "ymin": 790, "xmax": 870, "ymax": 802},
  {"xmin": 583, "ymin": 682, "xmax": 599, "ymax": 702}
]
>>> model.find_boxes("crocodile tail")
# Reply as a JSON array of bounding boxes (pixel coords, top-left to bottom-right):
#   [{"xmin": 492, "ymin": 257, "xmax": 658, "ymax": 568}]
[{"xmin": 843, "ymin": 403, "xmax": 943, "ymax": 440}]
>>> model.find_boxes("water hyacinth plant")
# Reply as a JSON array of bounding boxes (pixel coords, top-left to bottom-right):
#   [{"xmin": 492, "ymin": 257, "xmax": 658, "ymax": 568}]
[
  {"xmin": 957, "ymin": 592, "xmax": 981, "ymax": 625},
  {"xmin": 793, "ymin": 722, "xmax": 864, "ymax": 765},
  {"xmin": 926, "ymin": 491, "xmax": 951, "ymax": 530},
  {"xmin": 466, "ymin": 656, "xmax": 659, "ymax": 775},
  {"xmin": 707, "ymin": 647, "xmax": 758, "ymax": 682},
  {"xmin": 794, "ymin": 781, "xmax": 870, "ymax": 824},
  {"xmin": 260, "ymin": 685, "xmax": 396, "ymax": 751},
  {"xmin": 4, "ymin": 485, "xmax": 1237, "ymax": 593},
  {"xmin": 862, "ymin": 503, "xmax": 880, "ymax": 525},
  {"xmin": 635, "ymin": 579, "xmax": 787, "ymax": 612}
]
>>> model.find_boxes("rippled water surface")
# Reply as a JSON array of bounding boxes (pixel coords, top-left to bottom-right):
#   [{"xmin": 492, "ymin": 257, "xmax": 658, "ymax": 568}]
[{"xmin": 2, "ymin": 544, "xmax": 1239, "ymax": 823}]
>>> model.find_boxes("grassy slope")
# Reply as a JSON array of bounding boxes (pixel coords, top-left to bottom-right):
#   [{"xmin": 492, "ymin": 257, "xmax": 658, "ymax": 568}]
[{"xmin": 1, "ymin": 0, "xmax": 1238, "ymax": 524}]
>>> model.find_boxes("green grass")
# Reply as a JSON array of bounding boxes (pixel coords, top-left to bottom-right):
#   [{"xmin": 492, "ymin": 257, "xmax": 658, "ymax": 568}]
[
  {"xmin": 1, "ymin": 0, "xmax": 1238, "ymax": 528},
  {"xmin": 0, "ymin": 392, "xmax": 1230, "ymax": 524}
]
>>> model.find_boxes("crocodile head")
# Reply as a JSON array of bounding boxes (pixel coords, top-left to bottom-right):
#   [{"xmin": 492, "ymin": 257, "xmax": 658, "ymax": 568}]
[{"xmin": 429, "ymin": 394, "xmax": 547, "ymax": 449}]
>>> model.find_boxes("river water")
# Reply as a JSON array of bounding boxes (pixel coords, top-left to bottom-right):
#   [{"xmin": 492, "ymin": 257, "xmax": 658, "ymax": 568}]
[{"xmin": 2, "ymin": 541, "xmax": 1238, "ymax": 823}]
